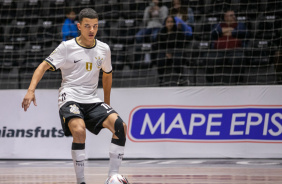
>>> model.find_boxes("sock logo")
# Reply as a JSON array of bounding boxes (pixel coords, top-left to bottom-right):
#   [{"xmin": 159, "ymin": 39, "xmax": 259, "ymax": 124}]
[
  {"xmin": 76, "ymin": 160, "xmax": 84, "ymax": 167},
  {"xmin": 118, "ymin": 154, "xmax": 124, "ymax": 159}
]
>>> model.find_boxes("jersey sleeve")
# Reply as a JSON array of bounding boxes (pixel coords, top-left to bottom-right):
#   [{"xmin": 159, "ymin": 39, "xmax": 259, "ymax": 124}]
[
  {"xmin": 102, "ymin": 45, "xmax": 112, "ymax": 73},
  {"xmin": 44, "ymin": 42, "xmax": 67, "ymax": 71}
]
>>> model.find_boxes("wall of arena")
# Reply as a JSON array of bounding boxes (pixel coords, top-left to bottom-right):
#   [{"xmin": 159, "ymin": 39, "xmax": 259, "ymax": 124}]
[{"xmin": 0, "ymin": 86, "xmax": 282, "ymax": 159}]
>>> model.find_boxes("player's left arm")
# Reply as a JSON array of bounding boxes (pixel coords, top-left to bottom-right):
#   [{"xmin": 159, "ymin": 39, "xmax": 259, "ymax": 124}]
[{"xmin": 102, "ymin": 71, "xmax": 112, "ymax": 106}]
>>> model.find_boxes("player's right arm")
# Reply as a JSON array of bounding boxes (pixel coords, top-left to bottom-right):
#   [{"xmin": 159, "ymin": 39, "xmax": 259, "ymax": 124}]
[{"xmin": 22, "ymin": 61, "xmax": 51, "ymax": 111}]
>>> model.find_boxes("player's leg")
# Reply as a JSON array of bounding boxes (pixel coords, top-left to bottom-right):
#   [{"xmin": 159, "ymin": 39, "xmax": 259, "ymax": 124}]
[
  {"xmin": 68, "ymin": 118, "xmax": 87, "ymax": 184},
  {"xmin": 102, "ymin": 113, "xmax": 127, "ymax": 177},
  {"xmin": 59, "ymin": 102, "xmax": 86, "ymax": 184}
]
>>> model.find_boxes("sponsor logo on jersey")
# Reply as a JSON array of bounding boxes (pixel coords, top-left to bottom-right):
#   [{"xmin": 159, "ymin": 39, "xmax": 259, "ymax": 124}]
[
  {"xmin": 70, "ymin": 104, "xmax": 80, "ymax": 114},
  {"xmin": 128, "ymin": 105, "xmax": 282, "ymax": 143},
  {"xmin": 74, "ymin": 59, "xmax": 82, "ymax": 63},
  {"xmin": 95, "ymin": 56, "xmax": 103, "ymax": 69},
  {"xmin": 86, "ymin": 62, "xmax": 92, "ymax": 71},
  {"xmin": 61, "ymin": 92, "xmax": 66, "ymax": 101}
]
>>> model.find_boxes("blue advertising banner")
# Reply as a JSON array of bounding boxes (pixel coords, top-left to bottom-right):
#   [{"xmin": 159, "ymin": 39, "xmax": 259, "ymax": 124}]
[{"xmin": 128, "ymin": 105, "xmax": 282, "ymax": 143}]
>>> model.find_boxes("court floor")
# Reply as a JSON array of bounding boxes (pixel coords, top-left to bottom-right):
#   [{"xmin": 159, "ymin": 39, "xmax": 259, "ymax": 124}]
[{"xmin": 0, "ymin": 159, "xmax": 282, "ymax": 184}]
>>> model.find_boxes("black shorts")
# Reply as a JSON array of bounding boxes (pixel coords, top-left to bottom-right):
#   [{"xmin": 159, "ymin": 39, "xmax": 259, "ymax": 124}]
[{"xmin": 59, "ymin": 101, "xmax": 117, "ymax": 136}]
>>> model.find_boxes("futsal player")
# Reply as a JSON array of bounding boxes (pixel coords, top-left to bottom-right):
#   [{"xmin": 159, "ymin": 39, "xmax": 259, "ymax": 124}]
[{"xmin": 21, "ymin": 8, "xmax": 126, "ymax": 184}]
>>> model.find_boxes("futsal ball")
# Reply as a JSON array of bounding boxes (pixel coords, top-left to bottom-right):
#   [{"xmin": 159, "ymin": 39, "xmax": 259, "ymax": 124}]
[{"xmin": 104, "ymin": 174, "xmax": 129, "ymax": 184}]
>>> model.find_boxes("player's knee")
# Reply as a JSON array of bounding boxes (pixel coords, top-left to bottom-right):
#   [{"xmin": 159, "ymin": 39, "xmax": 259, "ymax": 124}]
[
  {"xmin": 114, "ymin": 117, "xmax": 125, "ymax": 139},
  {"xmin": 111, "ymin": 116, "xmax": 126, "ymax": 146},
  {"xmin": 68, "ymin": 119, "xmax": 86, "ymax": 136},
  {"xmin": 72, "ymin": 126, "xmax": 85, "ymax": 135},
  {"xmin": 70, "ymin": 125, "xmax": 86, "ymax": 143}
]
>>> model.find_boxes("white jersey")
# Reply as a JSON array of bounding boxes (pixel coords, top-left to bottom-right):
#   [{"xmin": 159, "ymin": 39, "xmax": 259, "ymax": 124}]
[{"xmin": 44, "ymin": 38, "xmax": 112, "ymax": 108}]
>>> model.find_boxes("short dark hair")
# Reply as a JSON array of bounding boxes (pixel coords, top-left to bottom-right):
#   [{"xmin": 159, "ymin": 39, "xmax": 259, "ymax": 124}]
[{"xmin": 78, "ymin": 8, "xmax": 99, "ymax": 22}]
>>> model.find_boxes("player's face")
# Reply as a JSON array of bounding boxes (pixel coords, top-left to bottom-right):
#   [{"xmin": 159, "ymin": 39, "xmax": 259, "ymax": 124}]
[{"xmin": 77, "ymin": 18, "xmax": 98, "ymax": 42}]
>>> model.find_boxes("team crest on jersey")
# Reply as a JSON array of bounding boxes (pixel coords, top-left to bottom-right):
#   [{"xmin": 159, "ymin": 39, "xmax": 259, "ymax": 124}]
[
  {"xmin": 95, "ymin": 56, "xmax": 103, "ymax": 69},
  {"xmin": 70, "ymin": 104, "xmax": 80, "ymax": 114},
  {"xmin": 86, "ymin": 62, "xmax": 92, "ymax": 71}
]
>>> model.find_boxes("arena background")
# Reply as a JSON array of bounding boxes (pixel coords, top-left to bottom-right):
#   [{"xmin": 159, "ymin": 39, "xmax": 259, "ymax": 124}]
[{"xmin": 0, "ymin": 0, "xmax": 281, "ymax": 159}]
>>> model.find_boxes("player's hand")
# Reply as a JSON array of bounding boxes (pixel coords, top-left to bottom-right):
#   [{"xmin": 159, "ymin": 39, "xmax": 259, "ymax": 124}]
[{"xmin": 22, "ymin": 89, "xmax": 37, "ymax": 111}]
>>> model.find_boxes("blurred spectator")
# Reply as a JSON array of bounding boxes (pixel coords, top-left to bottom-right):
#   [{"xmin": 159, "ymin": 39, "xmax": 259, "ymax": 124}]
[
  {"xmin": 170, "ymin": 0, "xmax": 194, "ymax": 25},
  {"xmin": 211, "ymin": 10, "xmax": 248, "ymax": 49},
  {"xmin": 135, "ymin": 0, "xmax": 168, "ymax": 43},
  {"xmin": 154, "ymin": 15, "xmax": 191, "ymax": 86},
  {"xmin": 174, "ymin": 16, "xmax": 193, "ymax": 38},
  {"xmin": 62, "ymin": 9, "xmax": 79, "ymax": 41},
  {"xmin": 205, "ymin": 9, "xmax": 249, "ymax": 83}
]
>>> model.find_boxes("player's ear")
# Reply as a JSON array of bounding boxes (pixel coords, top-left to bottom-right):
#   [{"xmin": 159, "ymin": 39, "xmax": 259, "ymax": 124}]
[{"xmin": 77, "ymin": 22, "xmax": 81, "ymax": 31}]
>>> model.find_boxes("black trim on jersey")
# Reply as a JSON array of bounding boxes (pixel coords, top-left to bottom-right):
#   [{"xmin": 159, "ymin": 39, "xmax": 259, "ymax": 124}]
[
  {"xmin": 75, "ymin": 37, "xmax": 97, "ymax": 49},
  {"xmin": 44, "ymin": 60, "xmax": 56, "ymax": 71},
  {"xmin": 103, "ymin": 69, "xmax": 113, "ymax": 74}
]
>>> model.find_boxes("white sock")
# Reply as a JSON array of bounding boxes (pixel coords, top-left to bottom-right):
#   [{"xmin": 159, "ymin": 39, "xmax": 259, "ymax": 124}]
[
  {"xmin": 108, "ymin": 143, "xmax": 125, "ymax": 177},
  {"xmin": 71, "ymin": 149, "xmax": 85, "ymax": 184}
]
